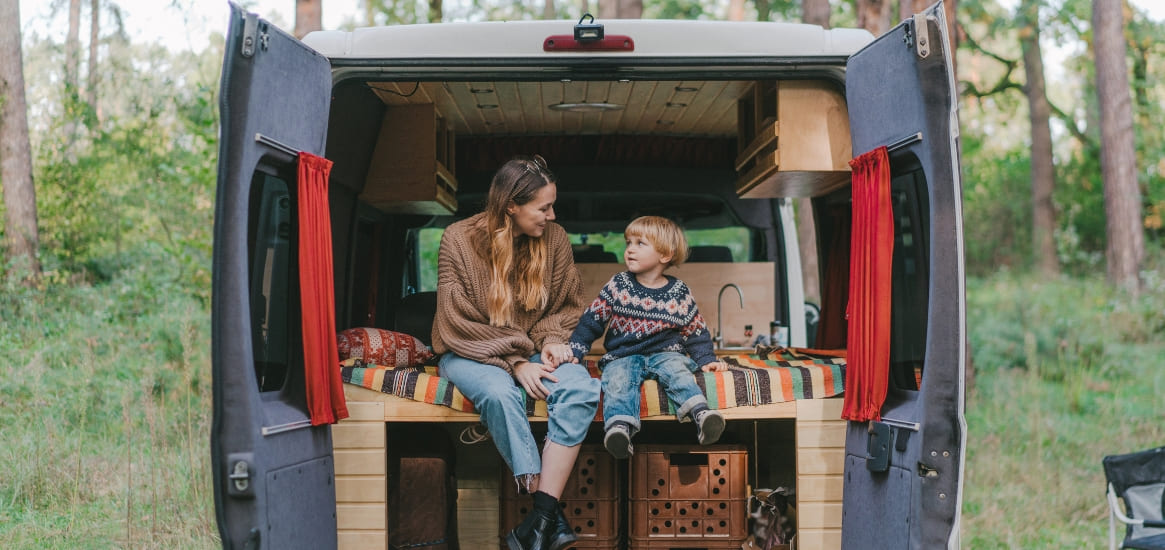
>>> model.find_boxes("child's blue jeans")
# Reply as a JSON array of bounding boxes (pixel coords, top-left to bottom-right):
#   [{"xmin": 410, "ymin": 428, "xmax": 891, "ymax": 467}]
[{"xmin": 601, "ymin": 351, "xmax": 707, "ymax": 435}]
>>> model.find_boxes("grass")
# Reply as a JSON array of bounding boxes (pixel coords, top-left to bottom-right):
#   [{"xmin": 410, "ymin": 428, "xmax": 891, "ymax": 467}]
[
  {"xmin": 0, "ymin": 263, "xmax": 1161, "ymax": 548},
  {"xmin": 961, "ymin": 270, "xmax": 1165, "ymax": 548},
  {"xmin": 0, "ymin": 264, "xmax": 218, "ymax": 549}
]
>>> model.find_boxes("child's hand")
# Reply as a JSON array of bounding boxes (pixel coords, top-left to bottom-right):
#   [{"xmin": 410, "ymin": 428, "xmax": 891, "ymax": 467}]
[{"xmin": 701, "ymin": 361, "xmax": 728, "ymax": 372}]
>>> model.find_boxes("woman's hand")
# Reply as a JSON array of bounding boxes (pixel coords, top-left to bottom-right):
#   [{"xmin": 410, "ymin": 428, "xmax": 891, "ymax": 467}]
[
  {"xmin": 540, "ymin": 343, "xmax": 577, "ymax": 368},
  {"xmin": 700, "ymin": 361, "xmax": 729, "ymax": 372},
  {"xmin": 513, "ymin": 361, "xmax": 558, "ymax": 401}
]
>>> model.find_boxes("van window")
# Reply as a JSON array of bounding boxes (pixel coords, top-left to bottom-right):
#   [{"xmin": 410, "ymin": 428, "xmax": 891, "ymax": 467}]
[
  {"xmin": 248, "ymin": 170, "xmax": 295, "ymax": 392},
  {"xmin": 414, "ymin": 227, "xmax": 444, "ymax": 292},
  {"xmin": 570, "ymin": 228, "xmax": 750, "ymax": 263},
  {"xmin": 411, "ymin": 225, "xmax": 752, "ymax": 293},
  {"xmin": 888, "ymin": 156, "xmax": 931, "ymax": 391}
]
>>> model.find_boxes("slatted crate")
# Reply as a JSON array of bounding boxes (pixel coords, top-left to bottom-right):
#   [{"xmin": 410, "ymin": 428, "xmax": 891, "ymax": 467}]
[{"xmin": 629, "ymin": 445, "xmax": 749, "ymax": 546}]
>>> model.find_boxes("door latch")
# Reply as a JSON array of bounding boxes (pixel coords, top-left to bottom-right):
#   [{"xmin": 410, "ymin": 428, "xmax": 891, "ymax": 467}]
[
  {"xmin": 866, "ymin": 421, "xmax": 892, "ymax": 472},
  {"xmin": 227, "ymin": 452, "xmax": 255, "ymax": 497}
]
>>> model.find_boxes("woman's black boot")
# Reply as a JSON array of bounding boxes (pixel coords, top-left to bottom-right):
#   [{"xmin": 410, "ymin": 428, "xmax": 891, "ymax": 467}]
[
  {"xmin": 549, "ymin": 507, "xmax": 579, "ymax": 550},
  {"xmin": 505, "ymin": 506, "xmax": 556, "ymax": 550}
]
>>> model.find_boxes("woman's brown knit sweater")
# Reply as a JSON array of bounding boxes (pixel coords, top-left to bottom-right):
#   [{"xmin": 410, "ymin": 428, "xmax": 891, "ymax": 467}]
[{"xmin": 431, "ymin": 213, "xmax": 585, "ymax": 374}]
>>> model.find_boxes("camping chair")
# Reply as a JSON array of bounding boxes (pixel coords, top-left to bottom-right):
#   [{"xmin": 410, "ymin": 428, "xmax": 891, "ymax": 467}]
[{"xmin": 1104, "ymin": 446, "xmax": 1165, "ymax": 550}]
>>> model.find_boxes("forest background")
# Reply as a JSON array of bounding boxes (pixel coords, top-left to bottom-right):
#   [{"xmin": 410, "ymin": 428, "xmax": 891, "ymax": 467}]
[{"xmin": 0, "ymin": 0, "xmax": 1162, "ymax": 548}]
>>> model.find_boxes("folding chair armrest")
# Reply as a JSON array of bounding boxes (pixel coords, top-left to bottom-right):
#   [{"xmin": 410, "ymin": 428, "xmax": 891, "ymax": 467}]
[
  {"xmin": 1108, "ymin": 483, "xmax": 1145, "ymax": 527},
  {"xmin": 1145, "ymin": 520, "xmax": 1165, "ymax": 529}
]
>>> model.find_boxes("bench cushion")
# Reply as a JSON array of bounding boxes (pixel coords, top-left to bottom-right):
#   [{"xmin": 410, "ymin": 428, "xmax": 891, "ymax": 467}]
[{"xmin": 339, "ymin": 347, "xmax": 846, "ymax": 418}]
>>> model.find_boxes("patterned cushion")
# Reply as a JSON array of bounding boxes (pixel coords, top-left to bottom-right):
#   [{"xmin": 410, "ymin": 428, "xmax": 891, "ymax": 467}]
[{"xmin": 336, "ymin": 328, "xmax": 434, "ymax": 368}]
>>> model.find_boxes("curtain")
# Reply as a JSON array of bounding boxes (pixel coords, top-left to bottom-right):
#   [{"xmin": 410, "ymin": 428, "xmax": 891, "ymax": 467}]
[
  {"xmin": 298, "ymin": 152, "xmax": 349, "ymax": 426},
  {"xmin": 842, "ymin": 146, "xmax": 893, "ymax": 422}
]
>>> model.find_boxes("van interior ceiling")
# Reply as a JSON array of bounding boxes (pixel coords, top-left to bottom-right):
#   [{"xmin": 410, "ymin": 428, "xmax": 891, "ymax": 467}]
[{"xmin": 322, "ymin": 76, "xmax": 820, "ymax": 331}]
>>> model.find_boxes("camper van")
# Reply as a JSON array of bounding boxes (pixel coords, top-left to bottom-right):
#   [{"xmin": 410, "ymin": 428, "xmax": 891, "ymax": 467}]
[{"xmin": 211, "ymin": 3, "xmax": 966, "ymax": 549}]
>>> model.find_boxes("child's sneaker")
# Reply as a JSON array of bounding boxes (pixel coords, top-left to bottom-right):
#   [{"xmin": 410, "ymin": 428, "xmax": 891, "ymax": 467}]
[
  {"xmin": 694, "ymin": 409, "xmax": 725, "ymax": 445},
  {"xmin": 604, "ymin": 423, "xmax": 634, "ymax": 459}
]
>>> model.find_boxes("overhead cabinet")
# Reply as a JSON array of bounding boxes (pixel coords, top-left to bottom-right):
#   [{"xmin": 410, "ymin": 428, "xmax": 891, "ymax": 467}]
[
  {"xmin": 362, "ymin": 103, "xmax": 459, "ymax": 215},
  {"xmin": 735, "ymin": 80, "xmax": 853, "ymax": 198}
]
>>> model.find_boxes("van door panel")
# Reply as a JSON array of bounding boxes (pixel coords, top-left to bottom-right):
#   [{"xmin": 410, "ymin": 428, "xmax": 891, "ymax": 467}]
[
  {"xmin": 842, "ymin": 2, "xmax": 965, "ymax": 549},
  {"xmin": 212, "ymin": 5, "xmax": 336, "ymax": 549}
]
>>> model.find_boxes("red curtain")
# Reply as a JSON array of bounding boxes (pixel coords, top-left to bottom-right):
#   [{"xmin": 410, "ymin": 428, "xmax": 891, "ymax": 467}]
[
  {"xmin": 298, "ymin": 152, "xmax": 349, "ymax": 426},
  {"xmin": 842, "ymin": 146, "xmax": 893, "ymax": 422}
]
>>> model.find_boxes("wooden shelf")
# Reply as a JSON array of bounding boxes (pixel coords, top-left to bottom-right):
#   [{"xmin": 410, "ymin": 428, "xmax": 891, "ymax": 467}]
[
  {"xmin": 735, "ymin": 80, "xmax": 853, "ymax": 198},
  {"xmin": 362, "ymin": 103, "xmax": 459, "ymax": 215}
]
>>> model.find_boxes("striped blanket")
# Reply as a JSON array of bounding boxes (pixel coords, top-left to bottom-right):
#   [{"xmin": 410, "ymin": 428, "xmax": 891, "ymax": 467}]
[{"xmin": 339, "ymin": 346, "xmax": 845, "ymax": 418}]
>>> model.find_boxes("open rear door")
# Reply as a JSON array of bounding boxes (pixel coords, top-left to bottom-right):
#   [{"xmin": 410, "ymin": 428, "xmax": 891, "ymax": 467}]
[
  {"xmin": 212, "ymin": 4, "xmax": 336, "ymax": 549},
  {"xmin": 841, "ymin": 2, "xmax": 965, "ymax": 548}
]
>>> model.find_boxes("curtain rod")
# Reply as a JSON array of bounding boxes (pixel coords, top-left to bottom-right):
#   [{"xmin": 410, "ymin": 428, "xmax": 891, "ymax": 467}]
[
  {"xmin": 886, "ymin": 132, "xmax": 923, "ymax": 153},
  {"xmin": 255, "ymin": 133, "xmax": 301, "ymax": 157}
]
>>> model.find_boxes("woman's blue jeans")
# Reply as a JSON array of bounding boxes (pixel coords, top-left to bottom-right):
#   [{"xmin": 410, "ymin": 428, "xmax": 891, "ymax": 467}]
[
  {"xmin": 601, "ymin": 351, "xmax": 706, "ymax": 435},
  {"xmin": 439, "ymin": 352, "xmax": 600, "ymax": 478}
]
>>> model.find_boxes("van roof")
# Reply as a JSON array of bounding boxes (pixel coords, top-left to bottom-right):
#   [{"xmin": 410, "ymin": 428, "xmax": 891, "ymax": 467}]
[{"xmin": 303, "ymin": 19, "xmax": 873, "ymax": 60}]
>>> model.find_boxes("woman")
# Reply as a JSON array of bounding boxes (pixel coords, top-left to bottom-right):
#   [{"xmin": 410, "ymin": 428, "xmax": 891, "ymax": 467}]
[{"xmin": 432, "ymin": 155, "xmax": 600, "ymax": 550}]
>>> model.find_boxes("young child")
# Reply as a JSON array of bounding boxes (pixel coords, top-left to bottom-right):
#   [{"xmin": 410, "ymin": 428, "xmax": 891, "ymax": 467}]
[{"xmin": 568, "ymin": 216, "xmax": 729, "ymax": 459}]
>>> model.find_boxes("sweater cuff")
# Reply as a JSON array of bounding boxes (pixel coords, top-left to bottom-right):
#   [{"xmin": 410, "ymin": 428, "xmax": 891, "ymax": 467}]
[
  {"xmin": 504, "ymin": 354, "xmax": 529, "ymax": 373},
  {"xmin": 692, "ymin": 350, "xmax": 718, "ymax": 368}
]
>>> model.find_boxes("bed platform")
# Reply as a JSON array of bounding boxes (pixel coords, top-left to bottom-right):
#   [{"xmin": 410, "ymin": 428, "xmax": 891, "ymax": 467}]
[{"xmin": 334, "ymin": 349, "xmax": 847, "ymax": 550}]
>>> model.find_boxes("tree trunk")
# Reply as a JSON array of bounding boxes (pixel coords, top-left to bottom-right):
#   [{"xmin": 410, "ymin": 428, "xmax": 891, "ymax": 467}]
[
  {"xmin": 803, "ymin": 0, "xmax": 829, "ymax": 28},
  {"xmin": 0, "ymin": 0, "xmax": 42, "ymax": 275},
  {"xmin": 855, "ymin": 0, "xmax": 892, "ymax": 37},
  {"xmin": 66, "ymin": 0, "xmax": 81, "ymax": 92},
  {"xmin": 295, "ymin": 0, "xmax": 323, "ymax": 39},
  {"xmin": 728, "ymin": 0, "xmax": 745, "ymax": 21},
  {"xmin": 1020, "ymin": 0, "xmax": 1058, "ymax": 275},
  {"xmin": 428, "ymin": 0, "xmax": 442, "ymax": 22},
  {"xmin": 87, "ymin": 0, "xmax": 99, "ymax": 117},
  {"xmin": 1093, "ymin": 0, "xmax": 1144, "ymax": 291},
  {"xmin": 598, "ymin": 0, "xmax": 641, "ymax": 19},
  {"xmin": 543, "ymin": 0, "xmax": 556, "ymax": 19},
  {"xmin": 755, "ymin": 0, "xmax": 770, "ymax": 22}
]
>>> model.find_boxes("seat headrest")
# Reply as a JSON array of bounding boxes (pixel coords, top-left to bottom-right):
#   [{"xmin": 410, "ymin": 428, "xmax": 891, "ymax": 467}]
[
  {"xmin": 688, "ymin": 245, "xmax": 733, "ymax": 262},
  {"xmin": 573, "ymin": 246, "xmax": 618, "ymax": 263},
  {"xmin": 393, "ymin": 291, "xmax": 438, "ymax": 346}
]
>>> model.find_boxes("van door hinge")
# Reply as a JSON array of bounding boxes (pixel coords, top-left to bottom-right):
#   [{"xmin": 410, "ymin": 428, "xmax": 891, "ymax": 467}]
[
  {"xmin": 912, "ymin": 13, "xmax": 932, "ymax": 59},
  {"xmin": 227, "ymin": 453, "xmax": 255, "ymax": 497},
  {"xmin": 241, "ymin": 12, "xmax": 259, "ymax": 57}
]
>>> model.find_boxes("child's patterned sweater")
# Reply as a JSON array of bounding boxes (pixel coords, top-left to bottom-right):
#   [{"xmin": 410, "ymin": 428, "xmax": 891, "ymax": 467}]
[{"xmin": 568, "ymin": 271, "xmax": 717, "ymax": 368}]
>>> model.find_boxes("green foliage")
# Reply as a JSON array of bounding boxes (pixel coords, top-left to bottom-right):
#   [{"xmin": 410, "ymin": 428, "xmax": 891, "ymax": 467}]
[
  {"xmin": 963, "ymin": 271, "xmax": 1165, "ymax": 547},
  {"xmin": 22, "ymin": 37, "xmax": 221, "ymax": 303}
]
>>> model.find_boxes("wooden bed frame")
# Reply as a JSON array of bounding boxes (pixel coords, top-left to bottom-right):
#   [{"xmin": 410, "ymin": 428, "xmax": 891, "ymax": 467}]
[
  {"xmin": 333, "ymin": 262, "xmax": 841, "ymax": 548},
  {"xmin": 334, "ymin": 383, "xmax": 845, "ymax": 550}
]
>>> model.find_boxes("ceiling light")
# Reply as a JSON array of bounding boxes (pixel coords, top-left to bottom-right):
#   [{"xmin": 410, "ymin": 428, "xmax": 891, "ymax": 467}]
[
  {"xmin": 470, "ymin": 87, "xmax": 494, "ymax": 94},
  {"xmin": 666, "ymin": 102, "xmax": 687, "ymax": 108},
  {"xmin": 656, "ymin": 119, "xmax": 675, "ymax": 125},
  {"xmin": 674, "ymin": 86, "xmax": 699, "ymax": 92},
  {"xmin": 548, "ymin": 102, "xmax": 625, "ymax": 113},
  {"xmin": 477, "ymin": 104, "xmax": 498, "ymax": 109}
]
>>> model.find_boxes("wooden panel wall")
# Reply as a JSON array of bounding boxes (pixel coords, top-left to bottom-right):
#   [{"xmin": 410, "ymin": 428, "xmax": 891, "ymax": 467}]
[
  {"xmin": 795, "ymin": 398, "xmax": 845, "ymax": 549},
  {"xmin": 334, "ymin": 402, "xmax": 388, "ymax": 550}
]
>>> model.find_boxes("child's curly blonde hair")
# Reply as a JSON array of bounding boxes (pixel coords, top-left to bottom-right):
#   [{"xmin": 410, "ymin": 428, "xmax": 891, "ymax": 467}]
[{"xmin": 624, "ymin": 216, "xmax": 688, "ymax": 268}]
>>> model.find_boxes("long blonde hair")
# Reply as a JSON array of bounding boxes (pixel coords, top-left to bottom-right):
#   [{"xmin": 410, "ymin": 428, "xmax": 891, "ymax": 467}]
[{"xmin": 482, "ymin": 155, "xmax": 555, "ymax": 327}]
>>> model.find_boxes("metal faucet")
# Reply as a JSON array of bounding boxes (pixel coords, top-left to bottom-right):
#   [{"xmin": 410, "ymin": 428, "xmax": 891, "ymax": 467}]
[{"xmin": 715, "ymin": 283, "xmax": 744, "ymax": 349}]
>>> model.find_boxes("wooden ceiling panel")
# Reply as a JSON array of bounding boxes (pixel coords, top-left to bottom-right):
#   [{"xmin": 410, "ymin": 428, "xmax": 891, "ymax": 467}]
[{"xmin": 366, "ymin": 79, "xmax": 750, "ymax": 137}]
